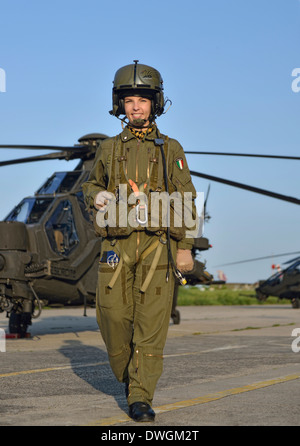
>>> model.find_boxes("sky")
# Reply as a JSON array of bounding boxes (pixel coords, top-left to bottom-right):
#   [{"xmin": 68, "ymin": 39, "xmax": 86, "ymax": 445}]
[{"xmin": 0, "ymin": 0, "xmax": 299, "ymax": 284}]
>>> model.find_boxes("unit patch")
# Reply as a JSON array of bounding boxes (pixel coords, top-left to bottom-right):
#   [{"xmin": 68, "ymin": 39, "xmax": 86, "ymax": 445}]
[
  {"xmin": 175, "ymin": 157, "xmax": 184, "ymax": 170},
  {"xmin": 100, "ymin": 250, "xmax": 120, "ymax": 268}
]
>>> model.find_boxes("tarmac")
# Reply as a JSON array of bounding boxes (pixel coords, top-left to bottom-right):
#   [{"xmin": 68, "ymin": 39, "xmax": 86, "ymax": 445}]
[{"xmin": 0, "ymin": 304, "xmax": 299, "ymax": 428}]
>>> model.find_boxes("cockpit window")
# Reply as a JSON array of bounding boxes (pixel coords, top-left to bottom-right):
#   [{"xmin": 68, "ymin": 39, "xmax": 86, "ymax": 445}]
[
  {"xmin": 76, "ymin": 190, "xmax": 93, "ymax": 224},
  {"xmin": 265, "ymin": 271, "xmax": 282, "ymax": 285},
  {"xmin": 36, "ymin": 171, "xmax": 82, "ymax": 194},
  {"xmin": 286, "ymin": 260, "xmax": 300, "ymax": 274},
  {"xmin": 5, "ymin": 198, "xmax": 53, "ymax": 224},
  {"xmin": 45, "ymin": 200, "xmax": 79, "ymax": 255}
]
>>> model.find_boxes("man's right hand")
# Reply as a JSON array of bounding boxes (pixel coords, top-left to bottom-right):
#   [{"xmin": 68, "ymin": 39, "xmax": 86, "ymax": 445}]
[{"xmin": 94, "ymin": 190, "xmax": 114, "ymax": 211}]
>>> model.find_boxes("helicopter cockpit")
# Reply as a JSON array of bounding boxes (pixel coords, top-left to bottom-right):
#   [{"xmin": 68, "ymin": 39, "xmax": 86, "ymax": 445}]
[
  {"xmin": 5, "ymin": 197, "xmax": 54, "ymax": 224},
  {"xmin": 36, "ymin": 171, "xmax": 83, "ymax": 195},
  {"xmin": 264, "ymin": 270, "xmax": 283, "ymax": 286},
  {"xmin": 45, "ymin": 199, "xmax": 79, "ymax": 255},
  {"xmin": 285, "ymin": 260, "xmax": 300, "ymax": 275}
]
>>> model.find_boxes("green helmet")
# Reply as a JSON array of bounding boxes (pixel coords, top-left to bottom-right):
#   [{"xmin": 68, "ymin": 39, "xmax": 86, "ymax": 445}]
[{"xmin": 109, "ymin": 60, "xmax": 165, "ymax": 119}]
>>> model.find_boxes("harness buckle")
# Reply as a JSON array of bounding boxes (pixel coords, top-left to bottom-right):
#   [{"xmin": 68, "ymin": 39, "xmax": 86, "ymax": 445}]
[
  {"xmin": 136, "ymin": 203, "xmax": 148, "ymax": 225},
  {"xmin": 159, "ymin": 234, "xmax": 167, "ymax": 245}
]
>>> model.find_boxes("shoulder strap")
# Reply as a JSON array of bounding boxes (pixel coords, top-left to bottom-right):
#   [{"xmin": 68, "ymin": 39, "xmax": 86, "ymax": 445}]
[{"xmin": 156, "ymin": 136, "xmax": 169, "ymax": 191}]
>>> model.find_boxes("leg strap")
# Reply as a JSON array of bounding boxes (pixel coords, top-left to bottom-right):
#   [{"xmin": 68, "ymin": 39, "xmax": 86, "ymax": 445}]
[
  {"xmin": 139, "ymin": 237, "xmax": 166, "ymax": 294},
  {"xmin": 107, "ymin": 245, "xmax": 131, "ymax": 289}
]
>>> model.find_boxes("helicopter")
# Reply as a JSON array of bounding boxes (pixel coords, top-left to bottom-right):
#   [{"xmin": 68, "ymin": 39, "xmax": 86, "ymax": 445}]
[
  {"xmin": 215, "ymin": 251, "xmax": 300, "ymax": 309},
  {"xmin": 0, "ymin": 133, "xmax": 108, "ymax": 336},
  {"xmin": 255, "ymin": 255, "xmax": 300, "ymax": 308},
  {"xmin": 0, "ymin": 135, "xmax": 299, "ymax": 335}
]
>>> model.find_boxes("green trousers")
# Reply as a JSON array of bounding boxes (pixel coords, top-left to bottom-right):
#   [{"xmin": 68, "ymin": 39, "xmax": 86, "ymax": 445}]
[{"xmin": 96, "ymin": 230, "xmax": 176, "ymax": 406}]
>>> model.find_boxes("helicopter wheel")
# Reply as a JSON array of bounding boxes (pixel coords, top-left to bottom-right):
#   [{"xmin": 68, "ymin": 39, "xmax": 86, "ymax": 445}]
[
  {"xmin": 291, "ymin": 298, "xmax": 300, "ymax": 309},
  {"xmin": 171, "ymin": 309, "xmax": 181, "ymax": 325},
  {"xmin": 8, "ymin": 311, "xmax": 31, "ymax": 337}
]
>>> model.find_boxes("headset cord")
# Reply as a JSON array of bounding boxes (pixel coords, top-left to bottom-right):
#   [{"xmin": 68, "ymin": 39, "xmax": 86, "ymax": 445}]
[{"xmin": 155, "ymin": 133, "xmax": 187, "ymax": 285}]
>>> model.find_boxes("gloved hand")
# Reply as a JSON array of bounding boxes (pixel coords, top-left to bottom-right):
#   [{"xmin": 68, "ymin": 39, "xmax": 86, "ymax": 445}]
[
  {"xmin": 176, "ymin": 249, "xmax": 194, "ymax": 272},
  {"xmin": 94, "ymin": 190, "xmax": 114, "ymax": 211}
]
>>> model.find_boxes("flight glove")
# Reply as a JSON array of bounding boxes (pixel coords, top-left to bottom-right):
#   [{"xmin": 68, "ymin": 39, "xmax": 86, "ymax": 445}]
[
  {"xmin": 94, "ymin": 190, "xmax": 114, "ymax": 211},
  {"xmin": 176, "ymin": 249, "xmax": 194, "ymax": 272}
]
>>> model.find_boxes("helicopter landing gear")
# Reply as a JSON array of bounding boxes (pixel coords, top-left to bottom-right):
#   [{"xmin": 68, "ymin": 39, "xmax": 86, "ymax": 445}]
[
  {"xmin": 171, "ymin": 281, "xmax": 181, "ymax": 325},
  {"xmin": 8, "ymin": 311, "xmax": 32, "ymax": 337},
  {"xmin": 8, "ymin": 299, "xmax": 33, "ymax": 337},
  {"xmin": 171, "ymin": 308, "xmax": 181, "ymax": 325}
]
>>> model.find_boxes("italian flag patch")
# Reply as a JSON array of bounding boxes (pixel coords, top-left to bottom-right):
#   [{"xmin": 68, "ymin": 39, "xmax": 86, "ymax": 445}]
[{"xmin": 175, "ymin": 157, "xmax": 184, "ymax": 170}]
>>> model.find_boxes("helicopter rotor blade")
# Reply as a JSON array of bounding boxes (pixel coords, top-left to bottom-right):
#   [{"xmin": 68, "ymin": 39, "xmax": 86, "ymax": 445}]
[
  {"xmin": 2, "ymin": 146, "xmax": 297, "ymax": 159},
  {"xmin": 185, "ymin": 151, "xmax": 300, "ymax": 160},
  {"xmin": 203, "ymin": 184, "xmax": 211, "ymax": 221},
  {"xmin": 0, "ymin": 151, "xmax": 85, "ymax": 167},
  {"xmin": 0, "ymin": 144, "xmax": 87, "ymax": 151},
  {"xmin": 204, "ymin": 184, "xmax": 210, "ymax": 207},
  {"xmin": 283, "ymin": 256, "xmax": 300, "ymax": 264},
  {"xmin": 190, "ymin": 170, "xmax": 300, "ymax": 205},
  {"xmin": 214, "ymin": 251, "xmax": 300, "ymax": 267}
]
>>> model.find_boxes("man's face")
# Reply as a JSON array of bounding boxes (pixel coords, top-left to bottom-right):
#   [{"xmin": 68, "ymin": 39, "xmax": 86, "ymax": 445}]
[{"xmin": 124, "ymin": 96, "xmax": 152, "ymax": 127}]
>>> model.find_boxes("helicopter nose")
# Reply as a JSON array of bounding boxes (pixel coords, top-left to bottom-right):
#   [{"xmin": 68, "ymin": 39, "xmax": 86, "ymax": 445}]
[
  {"xmin": 0, "ymin": 221, "xmax": 32, "ymax": 276},
  {"xmin": 0, "ymin": 221, "xmax": 28, "ymax": 250}
]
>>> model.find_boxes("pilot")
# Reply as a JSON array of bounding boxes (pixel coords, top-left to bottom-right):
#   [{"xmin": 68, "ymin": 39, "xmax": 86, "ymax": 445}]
[{"xmin": 82, "ymin": 61, "xmax": 198, "ymax": 422}]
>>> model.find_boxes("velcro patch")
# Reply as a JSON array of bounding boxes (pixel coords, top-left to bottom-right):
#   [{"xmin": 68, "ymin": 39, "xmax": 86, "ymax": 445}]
[
  {"xmin": 175, "ymin": 157, "xmax": 184, "ymax": 170},
  {"xmin": 100, "ymin": 250, "xmax": 120, "ymax": 268}
]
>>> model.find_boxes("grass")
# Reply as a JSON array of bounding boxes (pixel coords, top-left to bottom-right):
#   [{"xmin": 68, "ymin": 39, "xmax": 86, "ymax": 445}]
[{"xmin": 177, "ymin": 284, "xmax": 290, "ymax": 306}]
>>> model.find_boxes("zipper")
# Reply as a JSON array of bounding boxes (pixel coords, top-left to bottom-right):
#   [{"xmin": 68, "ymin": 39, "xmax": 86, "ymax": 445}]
[
  {"xmin": 135, "ymin": 139, "xmax": 140, "ymax": 263},
  {"xmin": 135, "ymin": 139, "xmax": 140, "ymax": 182},
  {"xmin": 135, "ymin": 349, "xmax": 139, "ymax": 374},
  {"xmin": 136, "ymin": 231, "xmax": 140, "ymax": 263}
]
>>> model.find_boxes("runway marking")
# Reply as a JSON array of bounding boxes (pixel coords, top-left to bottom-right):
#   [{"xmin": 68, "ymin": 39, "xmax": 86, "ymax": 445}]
[
  {"xmin": 0, "ymin": 345, "xmax": 244, "ymax": 378},
  {"xmin": 87, "ymin": 373, "xmax": 300, "ymax": 426},
  {"xmin": 0, "ymin": 361, "xmax": 109, "ymax": 378},
  {"xmin": 164, "ymin": 345, "xmax": 245, "ymax": 357}
]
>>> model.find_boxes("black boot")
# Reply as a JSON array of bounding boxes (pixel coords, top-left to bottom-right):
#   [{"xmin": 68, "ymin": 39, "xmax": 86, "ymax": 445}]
[{"xmin": 129, "ymin": 402, "xmax": 155, "ymax": 422}]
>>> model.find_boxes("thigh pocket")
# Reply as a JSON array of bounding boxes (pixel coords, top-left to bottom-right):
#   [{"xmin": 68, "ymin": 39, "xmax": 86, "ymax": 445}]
[{"xmin": 97, "ymin": 264, "xmax": 128, "ymax": 308}]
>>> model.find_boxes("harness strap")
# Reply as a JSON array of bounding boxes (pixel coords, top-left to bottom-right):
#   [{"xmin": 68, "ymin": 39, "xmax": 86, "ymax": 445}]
[
  {"xmin": 107, "ymin": 236, "xmax": 166, "ymax": 293},
  {"xmin": 140, "ymin": 240, "xmax": 164, "ymax": 293},
  {"xmin": 107, "ymin": 244, "xmax": 131, "ymax": 289},
  {"xmin": 138, "ymin": 238, "xmax": 160, "ymax": 261},
  {"xmin": 156, "ymin": 136, "xmax": 168, "ymax": 191},
  {"xmin": 139, "ymin": 235, "xmax": 167, "ymax": 293},
  {"xmin": 115, "ymin": 136, "xmax": 121, "ymax": 188}
]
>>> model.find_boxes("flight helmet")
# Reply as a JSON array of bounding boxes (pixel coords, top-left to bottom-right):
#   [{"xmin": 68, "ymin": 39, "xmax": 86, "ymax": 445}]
[{"xmin": 109, "ymin": 60, "xmax": 165, "ymax": 121}]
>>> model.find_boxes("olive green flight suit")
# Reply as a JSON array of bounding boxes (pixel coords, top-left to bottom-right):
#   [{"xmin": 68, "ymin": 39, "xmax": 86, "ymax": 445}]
[{"xmin": 82, "ymin": 125, "xmax": 196, "ymax": 406}]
